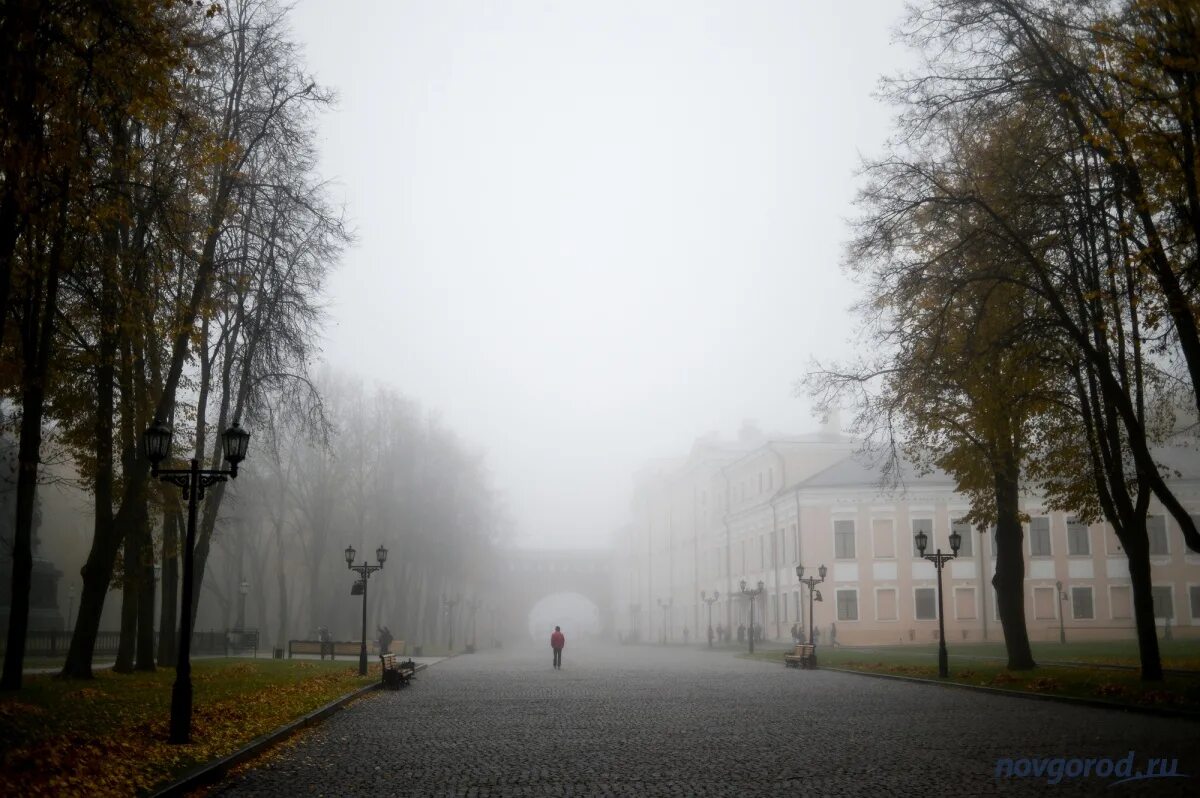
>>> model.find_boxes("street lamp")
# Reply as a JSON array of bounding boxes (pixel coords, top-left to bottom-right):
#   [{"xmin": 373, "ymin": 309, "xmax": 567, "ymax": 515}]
[
  {"xmin": 701, "ymin": 590, "xmax": 720, "ymax": 648},
  {"xmin": 1056, "ymin": 580, "xmax": 1067, "ymax": 644},
  {"xmin": 630, "ymin": 602, "xmax": 641, "ymax": 642},
  {"xmin": 346, "ymin": 544, "xmax": 387, "ymax": 676},
  {"xmin": 145, "ymin": 418, "xmax": 250, "ymax": 744},
  {"xmin": 739, "ymin": 579, "xmax": 765, "ymax": 654},
  {"xmin": 237, "ymin": 579, "xmax": 249, "ymax": 631},
  {"xmin": 796, "ymin": 563, "xmax": 827, "ymax": 648},
  {"xmin": 442, "ymin": 593, "xmax": 460, "ymax": 651},
  {"xmin": 657, "ymin": 597, "xmax": 673, "ymax": 644},
  {"xmin": 916, "ymin": 525, "xmax": 961, "ymax": 678},
  {"xmin": 467, "ymin": 597, "xmax": 483, "ymax": 652}
]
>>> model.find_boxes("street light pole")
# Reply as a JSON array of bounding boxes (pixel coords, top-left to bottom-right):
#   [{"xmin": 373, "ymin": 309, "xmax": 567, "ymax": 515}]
[
  {"xmin": 144, "ymin": 419, "xmax": 251, "ymax": 745},
  {"xmin": 739, "ymin": 580, "xmax": 765, "ymax": 654},
  {"xmin": 346, "ymin": 544, "xmax": 387, "ymax": 676},
  {"xmin": 796, "ymin": 564, "xmax": 827, "ymax": 647},
  {"xmin": 443, "ymin": 594, "xmax": 460, "ymax": 651},
  {"xmin": 657, "ymin": 597, "xmax": 673, "ymax": 644},
  {"xmin": 236, "ymin": 579, "xmax": 249, "ymax": 631},
  {"xmin": 467, "ymin": 597, "xmax": 483, "ymax": 651},
  {"xmin": 915, "ymin": 526, "xmax": 961, "ymax": 678},
  {"xmin": 701, "ymin": 590, "xmax": 720, "ymax": 648}
]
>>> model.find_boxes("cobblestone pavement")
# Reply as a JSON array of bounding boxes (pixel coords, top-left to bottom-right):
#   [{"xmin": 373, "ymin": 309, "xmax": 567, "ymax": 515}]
[{"xmin": 213, "ymin": 643, "xmax": 1199, "ymax": 796}]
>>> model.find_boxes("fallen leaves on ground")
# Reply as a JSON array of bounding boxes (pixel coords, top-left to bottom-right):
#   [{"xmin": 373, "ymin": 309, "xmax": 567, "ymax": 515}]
[{"xmin": 0, "ymin": 660, "xmax": 375, "ymax": 797}]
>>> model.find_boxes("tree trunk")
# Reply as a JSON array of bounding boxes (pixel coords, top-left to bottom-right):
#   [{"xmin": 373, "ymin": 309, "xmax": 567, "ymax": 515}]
[
  {"xmin": 135, "ymin": 504, "xmax": 156, "ymax": 671},
  {"xmin": 992, "ymin": 456, "xmax": 1036, "ymax": 670},
  {"xmin": 1, "ymin": 198, "xmax": 65, "ymax": 690},
  {"xmin": 112, "ymin": 533, "xmax": 138, "ymax": 673},
  {"xmin": 1122, "ymin": 534, "xmax": 1163, "ymax": 681}
]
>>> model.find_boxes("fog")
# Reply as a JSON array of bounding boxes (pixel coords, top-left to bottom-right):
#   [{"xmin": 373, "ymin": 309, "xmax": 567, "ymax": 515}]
[{"xmin": 290, "ymin": 0, "xmax": 909, "ymax": 549}]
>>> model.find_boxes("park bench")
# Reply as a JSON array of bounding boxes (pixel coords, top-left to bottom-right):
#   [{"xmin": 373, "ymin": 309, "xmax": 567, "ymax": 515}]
[
  {"xmin": 784, "ymin": 643, "xmax": 817, "ymax": 670},
  {"xmin": 380, "ymin": 653, "xmax": 416, "ymax": 689},
  {"xmin": 288, "ymin": 639, "xmax": 380, "ymax": 659}
]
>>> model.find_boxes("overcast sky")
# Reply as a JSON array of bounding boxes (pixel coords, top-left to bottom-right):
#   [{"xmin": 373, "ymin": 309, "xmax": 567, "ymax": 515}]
[{"xmin": 289, "ymin": 1, "xmax": 911, "ymax": 549}]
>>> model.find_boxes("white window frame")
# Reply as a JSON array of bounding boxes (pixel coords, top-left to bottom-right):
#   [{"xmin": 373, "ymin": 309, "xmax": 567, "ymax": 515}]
[
  {"xmin": 871, "ymin": 517, "xmax": 896, "ymax": 560},
  {"xmin": 1189, "ymin": 583, "xmax": 1200, "ymax": 626},
  {"xmin": 873, "ymin": 586, "xmax": 899, "ymax": 623},
  {"xmin": 834, "ymin": 518, "xmax": 856, "ymax": 560},
  {"xmin": 835, "ymin": 588, "xmax": 859, "ymax": 622},
  {"xmin": 1029, "ymin": 517, "xmax": 1052, "ymax": 557},
  {"xmin": 1070, "ymin": 586, "xmax": 1094, "ymax": 620},
  {"xmin": 951, "ymin": 519, "xmax": 974, "ymax": 558},
  {"xmin": 952, "ymin": 586, "xmax": 977, "ymax": 621},
  {"xmin": 911, "ymin": 518, "xmax": 933, "ymax": 558},
  {"xmin": 913, "ymin": 586, "xmax": 937, "ymax": 621},
  {"xmin": 1108, "ymin": 583, "xmax": 1132, "ymax": 621},
  {"xmin": 1066, "ymin": 518, "xmax": 1091, "ymax": 557}
]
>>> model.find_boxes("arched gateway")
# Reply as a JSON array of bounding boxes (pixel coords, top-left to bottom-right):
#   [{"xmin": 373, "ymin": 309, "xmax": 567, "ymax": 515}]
[{"xmin": 492, "ymin": 549, "xmax": 614, "ymax": 643}]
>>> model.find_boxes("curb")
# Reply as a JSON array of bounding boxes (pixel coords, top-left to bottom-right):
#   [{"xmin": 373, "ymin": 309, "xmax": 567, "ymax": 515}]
[
  {"xmin": 820, "ymin": 665, "xmax": 1200, "ymax": 722},
  {"xmin": 147, "ymin": 662, "xmax": 429, "ymax": 797}
]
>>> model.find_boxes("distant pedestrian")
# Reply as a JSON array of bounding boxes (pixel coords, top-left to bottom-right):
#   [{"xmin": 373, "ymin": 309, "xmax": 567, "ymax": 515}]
[
  {"xmin": 707, "ymin": 626, "xmax": 714, "ymax": 646},
  {"xmin": 378, "ymin": 625, "xmax": 393, "ymax": 655},
  {"xmin": 737, "ymin": 624, "xmax": 745, "ymax": 642},
  {"xmin": 830, "ymin": 622, "xmax": 839, "ymax": 648},
  {"xmin": 550, "ymin": 626, "xmax": 565, "ymax": 669},
  {"xmin": 813, "ymin": 626, "xmax": 821, "ymax": 646},
  {"xmin": 683, "ymin": 627, "xmax": 690, "ymax": 644},
  {"xmin": 716, "ymin": 623, "xmax": 724, "ymax": 643}
]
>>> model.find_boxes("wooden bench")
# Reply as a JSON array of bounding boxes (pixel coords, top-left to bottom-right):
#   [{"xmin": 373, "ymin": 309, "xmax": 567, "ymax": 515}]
[
  {"xmin": 288, "ymin": 639, "xmax": 381, "ymax": 659},
  {"xmin": 380, "ymin": 653, "xmax": 416, "ymax": 689},
  {"xmin": 784, "ymin": 643, "xmax": 817, "ymax": 669}
]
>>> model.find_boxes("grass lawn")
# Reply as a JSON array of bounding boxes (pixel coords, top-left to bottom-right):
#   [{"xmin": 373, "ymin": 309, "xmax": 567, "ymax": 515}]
[
  {"xmin": 0, "ymin": 658, "xmax": 376, "ymax": 797},
  {"xmin": 742, "ymin": 639, "xmax": 1200, "ymax": 713}
]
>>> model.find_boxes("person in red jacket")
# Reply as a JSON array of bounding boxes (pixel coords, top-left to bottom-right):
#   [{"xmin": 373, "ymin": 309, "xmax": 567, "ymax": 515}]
[{"xmin": 550, "ymin": 626, "xmax": 565, "ymax": 669}]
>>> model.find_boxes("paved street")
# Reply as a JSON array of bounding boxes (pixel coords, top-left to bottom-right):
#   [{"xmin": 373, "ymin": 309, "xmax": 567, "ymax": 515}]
[{"xmin": 214, "ymin": 643, "xmax": 1199, "ymax": 796}]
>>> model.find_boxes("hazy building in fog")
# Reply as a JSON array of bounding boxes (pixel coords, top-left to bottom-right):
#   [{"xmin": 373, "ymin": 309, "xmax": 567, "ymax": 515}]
[{"xmin": 615, "ymin": 422, "xmax": 1200, "ymax": 646}]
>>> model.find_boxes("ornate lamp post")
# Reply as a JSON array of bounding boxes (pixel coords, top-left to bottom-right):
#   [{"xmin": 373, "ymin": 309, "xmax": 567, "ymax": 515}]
[
  {"xmin": 657, "ymin": 597, "xmax": 673, "ymax": 644},
  {"xmin": 346, "ymin": 544, "xmax": 387, "ymax": 676},
  {"xmin": 236, "ymin": 579, "xmax": 249, "ymax": 631},
  {"xmin": 739, "ymin": 579, "xmax": 765, "ymax": 654},
  {"xmin": 915, "ymin": 525, "xmax": 961, "ymax": 678},
  {"xmin": 796, "ymin": 563, "xmax": 827, "ymax": 647},
  {"xmin": 145, "ymin": 418, "xmax": 250, "ymax": 744},
  {"xmin": 442, "ymin": 593, "xmax": 460, "ymax": 651},
  {"xmin": 701, "ymin": 590, "xmax": 720, "ymax": 648}
]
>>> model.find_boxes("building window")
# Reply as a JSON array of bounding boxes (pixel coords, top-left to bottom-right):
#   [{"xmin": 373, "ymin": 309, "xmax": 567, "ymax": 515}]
[
  {"xmin": 835, "ymin": 520, "xmax": 856, "ymax": 559},
  {"xmin": 1071, "ymin": 587, "xmax": 1094, "ymax": 620},
  {"xmin": 872, "ymin": 519, "xmax": 895, "ymax": 559},
  {"xmin": 1033, "ymin": 586, "xmax": 1057, "ymax": 619},
  {"xmin": 914, "ymin": 587, "xmax": 936, "ymax": 620},
  {"xmin": 912, "ymin": 519, "xmax": 933, "ymax": 557},
  {"xmin": 1148, "ymin": 516, "xmax": 1169, "ymax": 556},
  {"xmin": 1190, "ymin": 586, "xmax": 1200, "ymax": 622},
  {"xmin": 1151, "ymin": 586, "xmax": 1174, "ymax": 619},
  {"xmin": 1029, "ymin": 517, "xmax": 1051, "ymax": 557},
  {"xmin": 876, "ymin": 589, "xmax": 898, "ymax": 621},
  {"xmin": 1067, "ymin": 518, "xmax": 1090, "ymax": 556},
  {"xmin": 952, "ymin": 520, "xmax": 973, "ymax": 557},
  {"xmin": 954, "ymin": 587, "xmax": 976, "ymax": 620},
  {"xmin": 836, "ymin": 589, "xmax": 858, "ymax": 621},
  {"xmin": 1110, "ymin": 585, "xmax": 1132, "ymax": 619}
]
